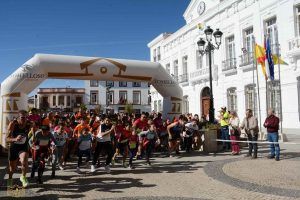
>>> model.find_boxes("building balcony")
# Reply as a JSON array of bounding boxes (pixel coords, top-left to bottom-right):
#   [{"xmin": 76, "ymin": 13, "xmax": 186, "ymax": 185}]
[
  {"xmin": 189, "ymin": 67, "xmax": 209, "ymax": 83},
  {"xmin": 239, "ymin": 52, "xmax": 254, "ymax": 71},
  {"xmin": 222, "ymin": 58, "xmax": 237, "ymax": 75},
  {"xmin": 288, "ymin": 36, "xmax": 300, "ymax": 57},
  {"xmin": 178, "ymin": 73, "xmax": 189, "ymax": 83}
]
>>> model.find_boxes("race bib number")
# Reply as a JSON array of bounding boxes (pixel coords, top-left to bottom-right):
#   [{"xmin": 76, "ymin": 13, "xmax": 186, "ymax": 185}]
[
  {"xmin": 14, "ymin": 136, "xmax": 26, "ymax": 145},
  {"xmin": 129, "ymin": 141, "xmax": 137, "ymax": 149}
]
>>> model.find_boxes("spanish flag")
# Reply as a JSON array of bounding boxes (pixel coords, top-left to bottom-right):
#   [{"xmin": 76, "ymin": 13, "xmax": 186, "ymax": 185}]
[{"xmin": 255, "ymin": 43, "xmax": 288, "ymax": 80}]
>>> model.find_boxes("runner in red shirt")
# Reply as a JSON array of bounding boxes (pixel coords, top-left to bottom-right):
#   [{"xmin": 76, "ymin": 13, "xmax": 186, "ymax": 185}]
[{"xmin": 132, "ymin": 114, "xmax": 148, "ymax": 158}]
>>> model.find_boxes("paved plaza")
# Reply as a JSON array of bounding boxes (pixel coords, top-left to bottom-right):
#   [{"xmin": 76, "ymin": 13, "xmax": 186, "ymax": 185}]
[{"xmin": 0, "ymin": 143, "xmax": 299, "ymax": 200}]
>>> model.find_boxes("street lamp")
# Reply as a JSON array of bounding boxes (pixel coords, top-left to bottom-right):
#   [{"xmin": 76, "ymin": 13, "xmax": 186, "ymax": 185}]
[
  {"xmin": 197, "ymin": 26, "xmax": 223, "ymax": 123},
  {"xmin": 106, "ymin": 85, "xmax": 112, "ymax": 114}
]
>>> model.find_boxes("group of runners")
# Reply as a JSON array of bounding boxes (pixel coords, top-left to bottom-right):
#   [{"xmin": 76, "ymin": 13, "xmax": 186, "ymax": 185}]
[{"xmin": 6, "ymin": 108, "xmax": 206, "ymax": 188}]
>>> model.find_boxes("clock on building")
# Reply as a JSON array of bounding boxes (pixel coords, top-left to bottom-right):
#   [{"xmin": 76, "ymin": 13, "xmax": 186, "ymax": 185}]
[{"xmin": 197, "ymin": 1, "xmax": 206, "ymax": 16}]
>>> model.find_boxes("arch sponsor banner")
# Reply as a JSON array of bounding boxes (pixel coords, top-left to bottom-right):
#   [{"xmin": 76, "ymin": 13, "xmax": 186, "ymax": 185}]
[{"xmin": 0, "ymin": 54, "xmax": 182, "ymax": 148}]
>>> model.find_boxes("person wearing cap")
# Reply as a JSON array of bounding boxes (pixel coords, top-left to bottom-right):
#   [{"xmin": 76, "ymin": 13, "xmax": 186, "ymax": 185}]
[
  {"xmin": 219, "ymin": 107, "xmax": 231, "ymax": 151},
  {"xmin": 6, "ymin": 110, "xmax": 31, "ymax": 188}
]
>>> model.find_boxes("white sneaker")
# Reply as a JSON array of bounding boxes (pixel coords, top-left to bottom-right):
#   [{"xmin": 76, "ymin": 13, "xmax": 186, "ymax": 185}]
[
  {"xmin": 105, "ymin": 165, "xmax": 110, "ymax": 173},
  {"xmin": 59, "ymin": 164, "xmax": 64, "ymax": 170},
  {"xmin": 76, "ymin": 167, "xmax": 81, "ymax": 173},
  {"xmin": 91, "ymin": 165, "xmax": 96, "ymax": 173}
]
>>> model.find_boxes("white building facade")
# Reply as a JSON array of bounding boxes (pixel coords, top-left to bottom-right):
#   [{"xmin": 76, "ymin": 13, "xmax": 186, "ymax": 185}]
[
  {"xmin": 84, "ymin": 80, "xmax": 151, "ymax": 114},
  {"xmin": 37, "ymin": 88, "xmax": 85, "ymax": 111},
  {"xmin": 148, "ymin": 0, "xmax": 300, "ymax": 139}
]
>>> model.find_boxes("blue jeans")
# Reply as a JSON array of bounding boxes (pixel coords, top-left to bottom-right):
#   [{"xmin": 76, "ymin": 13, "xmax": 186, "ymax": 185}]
[
  {"xmin": 267, "ymin": 132, "xmax": 280, "ymax": 159},
  {"xmin": 221, "ymin": 126, "xmax": 230, "ymax": 150}
]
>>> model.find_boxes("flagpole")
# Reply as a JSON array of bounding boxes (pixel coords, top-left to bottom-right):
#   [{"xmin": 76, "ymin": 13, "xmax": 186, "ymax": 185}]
[
  {"xmin": 275, "ymin": 27, "xmax": 283, "ymax": 135},
  {"xmin": 252, "ymin": 38, "xmax": 256, "ymax": 118},
  {"xmin": 252, "ymin": 36, "xmax": 262, "ymax": 132}
]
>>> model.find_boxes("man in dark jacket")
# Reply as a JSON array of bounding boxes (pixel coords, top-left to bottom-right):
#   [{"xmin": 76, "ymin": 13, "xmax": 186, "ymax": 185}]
[{"xmin": 264, "ymin": 108, "xmax": 280, "ymax": 161}]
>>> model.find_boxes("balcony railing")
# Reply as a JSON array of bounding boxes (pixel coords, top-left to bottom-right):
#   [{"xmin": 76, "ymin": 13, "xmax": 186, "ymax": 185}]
[
  {"xmin": 239, "ymin": 52, "xmax": 254, "ymax": 67},
  {"xmin": 222, "ymin": 58, "xmax": 237, "ymax": 71},
  {"xmin": 178, "ymin": 73, "xmax": 189, "ymax": 83},
  {"xmin": 189, "ymin": 68, "xmax": 209, "ymax": 81}
]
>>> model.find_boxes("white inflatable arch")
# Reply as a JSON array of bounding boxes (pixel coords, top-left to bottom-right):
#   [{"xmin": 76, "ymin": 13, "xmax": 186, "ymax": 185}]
[{"xmin": 0, "ymin": 54, "xmax": 182, "ymax": 148}]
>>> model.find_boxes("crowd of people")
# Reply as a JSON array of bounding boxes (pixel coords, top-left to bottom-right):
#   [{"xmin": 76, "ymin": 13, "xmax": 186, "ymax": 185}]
[
  {"xmin": 6, "ymin": 106, "xmax": 280, "ymax": 189},
  {"xmin": 6, "ymin": 108, "xmax": 207, "ymax": 188}
]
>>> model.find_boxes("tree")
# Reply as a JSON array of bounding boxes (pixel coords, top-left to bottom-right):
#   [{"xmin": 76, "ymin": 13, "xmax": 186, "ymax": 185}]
[{"xmin": 125, "ymin": 102, "xmax": 133, "ymax": 114}]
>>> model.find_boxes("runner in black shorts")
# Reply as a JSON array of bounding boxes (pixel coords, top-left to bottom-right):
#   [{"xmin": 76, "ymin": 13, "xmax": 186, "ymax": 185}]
[
  {"xmin": 6, "ymin": 110, "xmax": 31, "ymax": 188},
  {"xmin": 167, "ymin": 115, "xmax": 187, "ymax": 157}
]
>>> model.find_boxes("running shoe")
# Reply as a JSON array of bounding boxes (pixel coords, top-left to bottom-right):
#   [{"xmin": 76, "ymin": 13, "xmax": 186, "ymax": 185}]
[
  {"xmin": 91, "ymin": 165, "xmax": 96, "ymax": 173},
  {"xmin": 20, "ymin": 175, "xmax": 29, "ymax": 188},
  {"xmin": 58, "ymin": 164, "xmax": 64, "ymax": 170},
  {"xmin": 105, "ymin": 165, "xmax": 111, "ymax": 173},
  {"xmin": 111, "ymin": 159, "xmax": 115, "ymax": 166},
  {"xmin": 76, "ymin": 167, "xmax": 81, "ymax": 173},
  {"xmin": 7, "ymin": 179, "xmax": 13, "ymax": 188}
]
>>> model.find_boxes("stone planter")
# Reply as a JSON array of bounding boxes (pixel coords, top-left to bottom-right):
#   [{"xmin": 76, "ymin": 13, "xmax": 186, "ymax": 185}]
[{"xmin": 203, "ymin": 129, "xmax": 218, "ymax": 153}]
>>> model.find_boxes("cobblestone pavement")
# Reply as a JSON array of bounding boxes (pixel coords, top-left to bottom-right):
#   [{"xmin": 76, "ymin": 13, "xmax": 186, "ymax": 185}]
[{"xmin": 0, "ymin": 143, "xmax": 299, "ymax": 200}]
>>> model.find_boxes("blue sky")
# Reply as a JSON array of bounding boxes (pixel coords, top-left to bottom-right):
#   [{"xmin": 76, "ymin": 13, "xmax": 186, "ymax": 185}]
[{"xmin": 0, "ymin": 0, "xmax": 190, "ymax": 91}]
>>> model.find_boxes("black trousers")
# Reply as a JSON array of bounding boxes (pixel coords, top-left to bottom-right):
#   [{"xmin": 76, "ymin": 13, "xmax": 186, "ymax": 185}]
[
  {"xmin": 92, "ymin": 141, "xmax": 113, "ymax": 166},
  {"xmin": 248, "ymin": 135, "xmax": 258, "ymax": 156}
]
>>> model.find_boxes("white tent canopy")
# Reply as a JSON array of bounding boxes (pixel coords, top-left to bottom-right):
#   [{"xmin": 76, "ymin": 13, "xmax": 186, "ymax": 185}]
[{"xmin": 0, "ymin": 54, "xmax": 182, "ymax": 148}]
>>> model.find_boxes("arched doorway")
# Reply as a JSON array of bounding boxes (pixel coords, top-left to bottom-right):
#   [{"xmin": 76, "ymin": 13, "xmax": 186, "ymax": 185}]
[{"xmin": 201, "ymin": 87, "xmax": 210, "ymax": 118}]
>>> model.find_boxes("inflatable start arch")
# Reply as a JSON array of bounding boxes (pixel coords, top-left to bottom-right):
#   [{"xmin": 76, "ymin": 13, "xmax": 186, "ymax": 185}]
[{"xmin": 0, "ymin": 54, "xmax": 182, "ymax": 148}]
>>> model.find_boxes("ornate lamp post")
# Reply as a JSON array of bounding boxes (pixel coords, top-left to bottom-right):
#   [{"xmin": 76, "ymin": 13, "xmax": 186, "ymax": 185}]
[
  {"xmin": 197, "ymin": 26, "xmax": 223, "ymax": 123},
  {"xmin": 106, "ymin": 85, "xmax": 112, "ymax": 114}
]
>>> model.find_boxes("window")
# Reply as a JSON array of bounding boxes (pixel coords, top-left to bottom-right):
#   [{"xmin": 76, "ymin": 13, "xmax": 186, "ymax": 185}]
[
  {"xmin": 157, "ymin": 47, "xmax": 161, "ymax": 61},
  {"xmin": 158, "ymin": 100, "xmax": 162, "ymax": 112},
  {"xmin": 227, "ymin": 88, "xmax": 237, "ymax": 112},
  {"xmin": 133, "ymin": 91, "xmax": 141, "ymax": 104},
  {"xmin": 166, "ymin": 63, "xmax": 170, "ymax": 74},
  {"xmin": 241, "ymin": 27, "xmax": 254, "ymax": 66},
  {"xmin": 297, "ymin": 77, "xmax": 300, "ymax": 121},
  {"xmin": 153, "ymin": 49, "xmax": 157, "ymax": 62},
  {"xmin": 182, "ymin": 56, "xmax": 188, "ymax": 75},
  {"xmin": 173, "ymin": 60, "xmax": 178, "ymax": 81},
  {"xmin": 180, "ymin": 56, "xmax": 188, "ymax": 82},
  {"xmin": 296, "ymin": 6, "xmax": 300, "ymax": 36},
  {"xmin": 90, "ymin": 91, "xmax": 98, "ymax": 105},
  {"xmin": 119, "ymin": 81, "xmax": 127, "ymax": 87},
  {"xmin": 245, "ymin": 84, "xmax": 257, "ymax": 116},
  {"xmin": 226, "ymin": 35, "xmax": 235, "ymax": 60},
  {"xmin": 75, "ymin": 96, "xmax": 83, "ymax": 106},
  {"xmin": 67, "ymin": 96, "xmax": 71, "ymax": 107},
  {"xmin": 183, "ymin": 95, "xmax": 189, "ymax": 114},
  {"xmin": 267, "ymin": 80, "xmax": 282, "ymax": 119},
  {"xmin": 243, "ymin": 27, "xmax": 253, "ymax": 52},
  {"xmin": 58, "ymin": 96, "xmax": 65, "ymax": 106},
  {"xmin": 52, "ymin": 96, "xmax": 56, "ymax": 106},
  {"xmin": 225, "ymin": 35, "xmax": 236, "ymax": 69},
  {"xmin": 119, "ymin": 91, "xmax": 127, "ymax": 104},
  {"xmin": 90, "ymin": 80, "xmax": 98, "ymax": 87},
  {"xmin": 196, "ymin": 51, "xmax": 203, "ymax": 69},
  {"xmin": 132, "ymin": 82, "xmax": 141, "ymax": 87},
  {"xmin": 265, "ymin": 17, "xmax": 277, "ymax": 52},
  {"xmin": 154, "ymin": 100, "xmax": 157, "ymax": 112},
  {"xmin": 106, "ymin": 81, "xmax": 114, "ymax": 87},
  {"xmin": 107, "ymin": 91, "xmax": 114, "ymax": 104}
]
